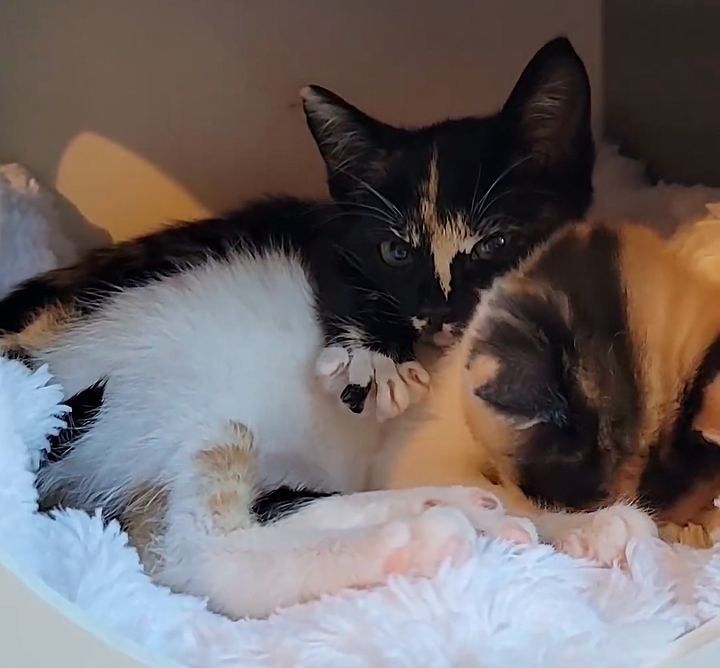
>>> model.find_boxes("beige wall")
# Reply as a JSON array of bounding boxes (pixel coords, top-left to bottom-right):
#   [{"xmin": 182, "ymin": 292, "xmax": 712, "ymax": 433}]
[
  {"xmin": 605, "ymin": 0, "xmax": 720, "ymax": 187},
  {"xmin": 0, "ymin": 1, "xmax": 602, "ymax": 240}
]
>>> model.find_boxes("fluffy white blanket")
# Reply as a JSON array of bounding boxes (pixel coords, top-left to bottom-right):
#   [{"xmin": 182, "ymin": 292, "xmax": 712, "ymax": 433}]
[{"xmin": 2, "ymin": 150, "xmax": 720, "ymax": 668}]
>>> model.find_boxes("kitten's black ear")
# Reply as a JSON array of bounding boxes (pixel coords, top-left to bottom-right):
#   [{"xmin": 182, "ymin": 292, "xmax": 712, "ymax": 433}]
[
  {"xmin": 501, "ymin": 36, "xmax": 592, "ymax": 167},
  {"xmin": 301, "ymin": 85, "xmax": 397, "ymax": 198}
]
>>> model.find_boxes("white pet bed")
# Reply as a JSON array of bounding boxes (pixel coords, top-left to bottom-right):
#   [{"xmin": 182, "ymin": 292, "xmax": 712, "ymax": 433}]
[{"xmin": 2, "ymin": 151, "xmax": 720, "ymax": 668}]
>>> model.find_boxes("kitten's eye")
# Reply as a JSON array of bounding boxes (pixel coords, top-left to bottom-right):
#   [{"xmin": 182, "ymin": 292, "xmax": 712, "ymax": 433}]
[
  {"xmin": 379, "ymin": 240, "xmax": 413, "ymax": 267},
  {"xmin": 471, "ymin": 234, "xmax": 507, "ymax": 260}
]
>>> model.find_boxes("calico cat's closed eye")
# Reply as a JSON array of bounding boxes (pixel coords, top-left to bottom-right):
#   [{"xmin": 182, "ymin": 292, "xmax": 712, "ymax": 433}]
[
  {"xmin": 471, "ymin": 234, "xmax": 507, "ymax": 260},
  {"xmin": 379, "ymin": 239, "xmax": 413, "ymax": 267}
]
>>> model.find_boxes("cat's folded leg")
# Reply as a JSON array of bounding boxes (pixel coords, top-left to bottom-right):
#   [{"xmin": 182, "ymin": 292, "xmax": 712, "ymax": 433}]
[
  {"xmin": 192, "ymin": 505, "xmax": 477, "ymax": 619},
  {"xmin": 316, "ymin": 345, "xmax": 429, "ymax": 421},
  {"xmin": 279, "ymin": 485, "xmax": 538, "ymax": 546},
  {"xmin": 144, "ymin": 423, "xmax": 542, "ymax": 618},
  {"xmin": 136, "ymin": 422, "xmax": 480, "ymax": 618}
]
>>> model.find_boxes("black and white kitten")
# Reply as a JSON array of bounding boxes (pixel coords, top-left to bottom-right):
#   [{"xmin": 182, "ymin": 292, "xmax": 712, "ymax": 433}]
[{"xmin": 0, "ymin": 37, "xmax": 593, "ymax": 617}]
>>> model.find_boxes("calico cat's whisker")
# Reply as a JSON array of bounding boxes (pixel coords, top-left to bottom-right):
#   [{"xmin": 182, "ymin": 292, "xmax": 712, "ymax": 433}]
[
  {"xmin": 474, "ymin": 189, "xmax": 518, "ymax": 221},
  {"xmin": 469, "ymin": 163, "xmax": 484, "ymax": 217},
  {"xmin": 330, "ymin": 200, "xmax": 400, "ymax": 226},
  {"xmin": 351, "ymin": 284, "xmax": 401, "ymax": 307},
  {"xmin": 474, "ymin": 156, "xmax": 532, "ymax": 218},
  {"xmin": 338, "ymin": 169, "xmax": 404, "ymax": 222},
  {"xmin": 325, "ymin": 211, "xmax": 397, "ymax": 228}
]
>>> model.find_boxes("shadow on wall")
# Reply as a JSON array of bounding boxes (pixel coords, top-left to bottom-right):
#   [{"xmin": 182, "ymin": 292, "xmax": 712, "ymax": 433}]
[{"xmin": 0, "ymin": 1, "xmax": 602, "ymax": 240}]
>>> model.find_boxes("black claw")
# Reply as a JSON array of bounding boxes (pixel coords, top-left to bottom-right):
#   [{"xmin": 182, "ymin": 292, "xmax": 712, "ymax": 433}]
[{"xmin": 341, "ymin": 383, "xmax": 371, "ymax": 413}]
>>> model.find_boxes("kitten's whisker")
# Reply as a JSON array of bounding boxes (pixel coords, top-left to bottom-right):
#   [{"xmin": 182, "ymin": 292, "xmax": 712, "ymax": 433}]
[
  {"xmin": 336, "ymin": 167, "xmax": 404, "ymax": 223},
  {"xmin": 474, "ymin": 156, "xmax": 532, "ymax": 219},
  {"xmin": 469, "ymin": 163, "xmax": 484, "ymax": 217},
  {"xmin": 331, "ymin": 200, "xmax": 400, "ymax": 226},
  {"xmin": 324, "ymin": 211, "xmax": 397, "ymax": 228},
  {"xmin": 475, "ymin": 189, "xmax": 517, "ymax": 221}
]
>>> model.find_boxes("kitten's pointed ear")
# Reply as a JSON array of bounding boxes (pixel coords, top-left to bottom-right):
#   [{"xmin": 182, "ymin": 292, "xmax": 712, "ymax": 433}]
[
  {"xmin": 501, "ymin": 36, "xmax": 592, "ymax": 167},
  {"xmin": 693, "ymin": 375, "xmax": 720, "ymax": 445},
  {"xmin": 301, "ymin": 85, "xmax": 395, "ymax": 198}
]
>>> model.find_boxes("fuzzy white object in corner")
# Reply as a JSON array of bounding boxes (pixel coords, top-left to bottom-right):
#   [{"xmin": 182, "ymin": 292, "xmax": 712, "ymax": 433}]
[
  {"xmin": 0, "ymin": 164, "xmax": 111, "ymax": 299},
  {"xmin": 590, "ymin": 144, "xmax": 720, "ymax": 235}
]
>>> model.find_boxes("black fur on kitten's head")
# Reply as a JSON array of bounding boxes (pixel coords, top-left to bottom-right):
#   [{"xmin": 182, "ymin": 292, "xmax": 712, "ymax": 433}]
[{"xmin": 302, "ymin": 37, "xmax": 594, "ymax": 345}]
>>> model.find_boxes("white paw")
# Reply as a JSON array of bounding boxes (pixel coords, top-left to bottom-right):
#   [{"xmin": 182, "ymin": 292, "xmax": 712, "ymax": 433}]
[
  {"xmin": 381, "ymin": 506, "xmax": 475, "ymax": 579},
  {"xmin": 315, "ymin": 346, "xmax": 430, "ymax": 421},
  {"xmin": 420, "ymin": 486, "xmax": 539, "ymax": 545},
  {"xmin": 556, "ymin": 505, "xmax": 658, "ymax": 567}
]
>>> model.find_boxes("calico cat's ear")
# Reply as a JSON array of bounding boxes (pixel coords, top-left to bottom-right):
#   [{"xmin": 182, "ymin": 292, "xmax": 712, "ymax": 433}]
[
  {"xmin": 693, "ymin": 375, "xmax": 720, "ymax": 445},
  {"xmin": 501, "ymin": 36, "xmax": 592, "ymax": 166},
  {"xmin": 301, "ymin": 85, "xmax": 397, "ymax": 198}
]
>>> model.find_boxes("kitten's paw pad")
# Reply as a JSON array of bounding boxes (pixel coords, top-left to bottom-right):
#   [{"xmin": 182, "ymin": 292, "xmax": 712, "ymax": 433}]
[
  {"xmin": 315, "ymin": 346, "xmax": 428, "ymax": 420},
  {"xmin": 383, "ymin": 506, "xmax": 475, "ymax": 578},
  {"xmin": 556, "ymin": 506, "xmax": 657, "ymax": 567}
]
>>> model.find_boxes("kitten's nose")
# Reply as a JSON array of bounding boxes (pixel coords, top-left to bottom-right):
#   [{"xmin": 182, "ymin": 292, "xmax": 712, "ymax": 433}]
[{"xmin": 419, "ymin": 305, "xmax": 451, "ymax": 333}]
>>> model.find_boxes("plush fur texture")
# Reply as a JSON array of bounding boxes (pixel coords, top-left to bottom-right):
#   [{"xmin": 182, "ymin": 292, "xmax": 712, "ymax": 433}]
[{"xmin": 379, "ymin": 219, "xmax": 720, "ymax": 548}]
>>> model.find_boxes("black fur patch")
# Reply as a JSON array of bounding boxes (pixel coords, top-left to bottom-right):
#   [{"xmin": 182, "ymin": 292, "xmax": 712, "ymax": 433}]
[
  {"xmin": 47, "ymin": 380, "xmax": 107, "ymax": 462},
  {"xmin": 251, "ymin": 486, "xmax": 338, "ymax": 524},
  {"xmin": 340, "ymin": 383, "xmax": 372, "ymax": 414},
  {"xmin": 529, "ymin": 226, "xmax": 641, "ymax": 448},
  {"xmin": 475, "ymin": 226, "xmax": 640, "ymax": 510},
  {"xmin": 473, "ymin": 290, "xmax": 575, "ymax": 427},
  {"xmin": 639, "ymin": 336, "xmax": 720, "ymax": 511},
  {"xmin": 0, "ymin": 198, "xmax": 320, "ymax": 334}
]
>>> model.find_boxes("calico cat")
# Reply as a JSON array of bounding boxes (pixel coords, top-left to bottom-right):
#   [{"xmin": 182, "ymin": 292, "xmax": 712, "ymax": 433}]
[
  {"xmin": 0, "ymin": 37, "xmax": 593, "ymax": 615},
  {"xmin": 378, "ymin": 219, "xmax": 720, "ymax": 555}
]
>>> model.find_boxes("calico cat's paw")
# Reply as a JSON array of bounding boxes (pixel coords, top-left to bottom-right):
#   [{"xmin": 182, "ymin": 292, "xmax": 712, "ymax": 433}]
[
  {"xmin": 316, "ymin": 346, "xmax": 430, "ymax": 421},
  {"xmin": 555, "ymin": 505, "xmax": 658, "ymax": 567}
]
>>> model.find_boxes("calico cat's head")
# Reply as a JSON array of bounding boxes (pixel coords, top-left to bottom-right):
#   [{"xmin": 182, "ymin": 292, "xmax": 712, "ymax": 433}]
[
  {"xmin": 462, "ymin": 221, "xmax": 720, "ymax": 524},
  {"xmin": 302, "ymin": 37, "xmax": 594, "ymax": 345}
]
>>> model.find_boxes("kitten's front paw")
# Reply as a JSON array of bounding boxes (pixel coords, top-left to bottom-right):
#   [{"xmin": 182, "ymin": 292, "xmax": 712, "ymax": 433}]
[
  {"xmin": 556, "ymin": 505, "xmax": 658, "ymax": 567},
  {"xmin": 315, "ymin": 346, "xmax": 429, "ymax": 421},
  {"xmin": 381, "ymin": 506, "xmax": 475, "ymax": 578}
]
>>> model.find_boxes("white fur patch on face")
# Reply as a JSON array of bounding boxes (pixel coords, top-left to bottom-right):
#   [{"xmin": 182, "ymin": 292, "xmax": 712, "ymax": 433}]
[
  {"xmin": 416, "ymin": 153, "xmax": 477, "ymax": 297},
  {"xmin": 411, "ymin": 317, "xmax": 428, "ymax": 332}
]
